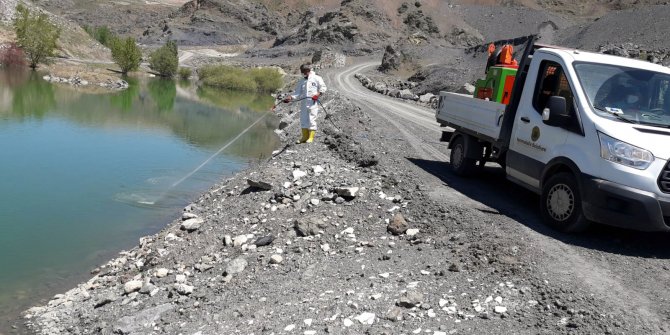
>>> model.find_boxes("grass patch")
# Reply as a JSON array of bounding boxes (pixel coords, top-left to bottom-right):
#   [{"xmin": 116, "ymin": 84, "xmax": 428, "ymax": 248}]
[{"xmin": 198, "ymin": 65, "xmax": 283, "ymax": 93}]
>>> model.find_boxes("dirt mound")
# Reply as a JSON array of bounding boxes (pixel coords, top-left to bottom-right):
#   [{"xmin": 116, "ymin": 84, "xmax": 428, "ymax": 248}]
[{"xmin": 559, "ymin": 5, "xmax": 670, "ymax": 51}]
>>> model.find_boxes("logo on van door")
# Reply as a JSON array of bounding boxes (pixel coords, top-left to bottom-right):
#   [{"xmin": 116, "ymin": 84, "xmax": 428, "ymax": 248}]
[{"xmin": 531, "ymin": 126, "xmax": 541, "ymax": 142}]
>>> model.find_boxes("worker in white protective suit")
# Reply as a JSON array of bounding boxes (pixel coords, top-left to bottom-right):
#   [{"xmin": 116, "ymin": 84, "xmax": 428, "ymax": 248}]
[{"xmin": 283, "ymin": 63, "xmax": 327, "ymax": 143}]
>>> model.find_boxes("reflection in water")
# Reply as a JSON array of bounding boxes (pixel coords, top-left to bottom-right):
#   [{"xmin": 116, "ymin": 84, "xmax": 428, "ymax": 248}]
[
  {"xmin": 0, "ymin": 68, "xmax": 279, "ymax": 330},
  {"xmin": 148, "ymin": 78, "xmax": 176, "ymax": 112},
  {"xmin": 11, "ymin": 72, "xmax": 56, "ymax": 120},
  {"xmin": 197, "ymin": 85, "xmax": 276, "ymax": 113},
  {"xmin": 110, "ymin": 76, "xmax": 140, "ymax": 112}
]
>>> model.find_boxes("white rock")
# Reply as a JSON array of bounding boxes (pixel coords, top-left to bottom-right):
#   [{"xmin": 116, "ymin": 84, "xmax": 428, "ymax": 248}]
[
  {"xmin": 293, "ymin": 169, "xmax": 307, "ymax": 180},
  {"xmin": 283, "ymin": 181, "xmax": 292, "ymax": 188},
  {"xmin": 321, "ymin": 244, "xmax": 330, "ymax": 252},
  {"xmin": 343, "ymin": 318, "xmax": 354, "ymax": 327},
  {"xmin": 439, "ymin": 299, "xmax": 448, "ymax": 307},
  {"xmin": 304, "ymin": 331, "xmax": 316, "ymax": 335},
  {"xmin": 123, "ymin": 280, "xmax": 143, "ymax": 294},
  {"xmin": 312, "ymin": 165, "xmax": 325, "ymax": 174},
  {"xmin": 406, "ymin": 229, "xmax": 420, "ymax": 236},
  {"xmin": 494, "ymin": 306, "xmax": 507, "ymax": 314},
  {"xmin": 379, "ymin": 272, "xmax": 390, "ymax": 278},
  {"xmin": 427, "ymin": 309, "xmax": 436, "ymax": 318},
  {"xmin": 180, "ymin": 218, "xmax": 203, "ymax": 231},
  {"xmin": 233, "ymin": 235, "xmax": 248, "ymax": 247},
  {"xmin": 495, "ymin": 296, "xmax": 503, "ymax": 304},
  {"xmin": 434, "ymin": 332, "xmax": 448, "ymax": 335},
  {"xmin": 342, "ymin": 227, "xmax": 354, "ymax": 234},
  {"xmin": 304, "ymin": 319, "xmax": 312, "ymax": 326},
  {"xmin": 284, "ymin": 324, "xmax": 296, "ymax": 331},
  {"xmin": 354, "ymin": 312, "xmax": 375, "ymax": 325},
  {"xmin": 155, "ymin": 268, "xmax": 169, "ymax": 278},
  {"xmin": 310, "ymin": 198, "xmax": 320, "ymax": 206},
  {"xmin": 270, "ymin": 255, "xmax": 284, "ymax": 264},
  {"xmin": 420, "ymin": 270, "xmax": 430, "ymax": 275},
  {"xmin": 175, "ymin": 283, "xmax": 194, "ymax": 295},
  {"xmin": 175, "ymin": 274, "xmax": 186, "ymax": 283}
]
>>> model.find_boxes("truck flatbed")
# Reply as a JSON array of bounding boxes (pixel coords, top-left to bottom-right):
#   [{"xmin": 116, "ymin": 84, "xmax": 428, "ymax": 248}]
[{"xmin": 436, "ymin": 92, "xmax": 507, "ymax": 142}]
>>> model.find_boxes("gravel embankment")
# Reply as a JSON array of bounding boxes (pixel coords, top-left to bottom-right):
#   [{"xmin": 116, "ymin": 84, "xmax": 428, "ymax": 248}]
[{"xmin": 23, "ymin": 85, "xmax": 657, "ymax": 334}]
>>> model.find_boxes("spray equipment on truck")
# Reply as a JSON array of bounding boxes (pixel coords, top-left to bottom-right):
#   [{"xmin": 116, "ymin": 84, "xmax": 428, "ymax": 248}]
[{"xmin": 474, "ymin": 43, "xmax": 520, "ymax": 105}]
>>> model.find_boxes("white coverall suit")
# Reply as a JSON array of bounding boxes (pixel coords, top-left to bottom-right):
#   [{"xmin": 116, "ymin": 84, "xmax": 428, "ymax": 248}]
[{"xmin": 291, "ymin": 71, "xmax": 327, "ymax": 130}]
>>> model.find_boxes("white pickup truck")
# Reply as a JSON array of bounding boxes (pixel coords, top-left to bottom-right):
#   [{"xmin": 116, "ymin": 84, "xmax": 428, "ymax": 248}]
[{"xmin": 437, "ymin": 39, "xmax": 670, "ymax": 232}]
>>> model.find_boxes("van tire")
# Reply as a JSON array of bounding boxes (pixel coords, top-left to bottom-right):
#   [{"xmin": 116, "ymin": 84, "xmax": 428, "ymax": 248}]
[
  {"xmin": 450, "ymin": 135, "xmax": 477, "ymax": 176},
  {"xmin": 540, "ymin": 172, "xmax": 590, "ymax": 232}
]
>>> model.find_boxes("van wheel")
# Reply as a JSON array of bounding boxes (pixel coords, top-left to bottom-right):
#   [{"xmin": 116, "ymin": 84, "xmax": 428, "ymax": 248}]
[
  {"xmin": 450, "ymin": 135, "xmax": 477, "ymax": 176},
  {"xmin": 540, "ymin": 172, "xmax": 590, "ymax": 232}
]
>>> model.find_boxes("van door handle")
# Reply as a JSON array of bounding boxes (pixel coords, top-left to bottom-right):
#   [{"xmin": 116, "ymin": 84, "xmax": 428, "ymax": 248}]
[{"xmin": 520, "ymin": 117, "xmax": 530, "ymax": 123}]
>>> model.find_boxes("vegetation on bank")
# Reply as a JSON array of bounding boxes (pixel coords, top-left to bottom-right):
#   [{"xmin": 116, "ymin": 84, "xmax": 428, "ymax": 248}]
[
  {"xmin": 0, "ymin": 43, "xmax": 26, "ymax": 68},
  {"xmin": 12, "ymin": 4, "xmax": 60, "ymax": 69},
  {"xmin": 198, "ymin": 65, "xmax": 283, "ymax": 93},
  {"xmin": 178, "ymin": 67, "xmax": 192, "ymax": 80},
  {"xmin": 109, "ymin": 36, "xmax": 142, "ymax": 74},
  {"xmin": 83, "ymin": 25, "xmax": 112, "ymax": 47},
  {"xmin": 149, "ymin": 41, "xmax": 179, "ymax": 78}
]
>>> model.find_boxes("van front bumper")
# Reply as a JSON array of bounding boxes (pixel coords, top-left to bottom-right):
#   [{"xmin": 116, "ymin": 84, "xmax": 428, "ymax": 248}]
[{"xmin": 581, "ymin": 176, "xmax": 670, "ymax": 232}]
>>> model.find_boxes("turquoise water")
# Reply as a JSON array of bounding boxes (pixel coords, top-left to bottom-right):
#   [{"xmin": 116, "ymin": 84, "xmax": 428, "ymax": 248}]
[{"xmin": 0, "ymin": 70, "xmax": 279, "ymax": 330}]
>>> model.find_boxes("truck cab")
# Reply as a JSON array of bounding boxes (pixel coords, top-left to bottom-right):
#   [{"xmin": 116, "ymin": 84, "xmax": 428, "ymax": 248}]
[{"xmin": 437, "ymin": 44, "xmax": 670, "ymax": 232}]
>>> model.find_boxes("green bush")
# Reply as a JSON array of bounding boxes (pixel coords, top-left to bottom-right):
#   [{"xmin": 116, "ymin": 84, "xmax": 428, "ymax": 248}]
[
  {"xmin": 178, "ymin": 67, "xmax": 192, "ymax": 80},
  {"xmin": 250, "ymin": 67, "xmax": 283, "ymax": 93},
  {"xmin": 83, "ymin": 25, "xmax": 113, "ymax": 47},
  {"xmin": 198, "ymin": 65, "xmax": 283, "ymax": 93},
  {"xmin": 109, "ymin": 36, "xmax": 142, "ymax": 74},
  {"xmin": 13, "ymin": 4, "xmax": 61, "ymax": 69},
  {"xmin": 149, "ymin": 40, "xmax": 178, "ymax": 78}
]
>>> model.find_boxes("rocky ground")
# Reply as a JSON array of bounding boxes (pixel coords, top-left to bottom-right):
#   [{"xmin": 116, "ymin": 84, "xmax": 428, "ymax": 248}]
[{"xmin": 18, "ymin": 73, "xmax": 661, "ymax": 334}]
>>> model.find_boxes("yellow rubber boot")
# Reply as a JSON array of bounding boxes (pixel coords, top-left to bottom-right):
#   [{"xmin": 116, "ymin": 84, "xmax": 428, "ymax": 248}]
[
  {"xmin": 298, "ymin": 128, "xmax": 309, "ymax": 143},
  {"xmin": 306, "ymin": 130, "xmax": 316, "ymax": 143}
]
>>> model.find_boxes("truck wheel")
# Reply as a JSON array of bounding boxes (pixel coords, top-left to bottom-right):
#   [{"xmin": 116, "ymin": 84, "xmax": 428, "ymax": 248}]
[
  {"xmin": 450, "ymin": 135, "xmax": 477, "ymax": 176},
  {"xmin": 540, "ymin": 172, "xmax": 590, "ymax": 232}
]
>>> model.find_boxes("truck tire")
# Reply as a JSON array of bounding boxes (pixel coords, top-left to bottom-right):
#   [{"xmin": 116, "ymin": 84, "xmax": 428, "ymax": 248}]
[
  {"xmin": 540, "ymin": 172, "xmax": 591, "ymax": 232},
  {"xmin": 450, "ymin": 135, "xmax": 477, "ymax": 176}
]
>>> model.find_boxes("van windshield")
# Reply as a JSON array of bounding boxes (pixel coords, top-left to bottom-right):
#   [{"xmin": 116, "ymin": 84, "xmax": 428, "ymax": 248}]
[{"xmin": 574, "ymin": 62, "xmax": 670, "ymax": 128}]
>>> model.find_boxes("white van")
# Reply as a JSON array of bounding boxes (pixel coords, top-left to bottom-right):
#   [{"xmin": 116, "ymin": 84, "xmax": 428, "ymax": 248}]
[{"xmin": 437, "ymin": 39, "xmax": 670, "ymax": 232}]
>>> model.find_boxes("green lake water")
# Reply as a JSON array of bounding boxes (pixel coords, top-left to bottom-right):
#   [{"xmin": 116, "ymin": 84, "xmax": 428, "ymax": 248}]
[{"xmin": 0, "ymin": 69, "xmax": 279, "ymax": 331}]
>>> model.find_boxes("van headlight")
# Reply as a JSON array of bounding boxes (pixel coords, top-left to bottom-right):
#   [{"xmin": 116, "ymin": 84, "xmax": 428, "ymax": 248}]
[{"xmin": 598, "ymin": 132, "xmax": 654, "ymax": 170}]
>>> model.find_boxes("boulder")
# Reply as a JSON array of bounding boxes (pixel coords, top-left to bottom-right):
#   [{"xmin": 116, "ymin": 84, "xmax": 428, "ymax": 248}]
[
  {"xmin": 418, "ymin": 93, "xmax": 435, "ymax": 103},
  {"xmin": 380, "ymin": 44, "xmax": 401, "ymax": 73}
]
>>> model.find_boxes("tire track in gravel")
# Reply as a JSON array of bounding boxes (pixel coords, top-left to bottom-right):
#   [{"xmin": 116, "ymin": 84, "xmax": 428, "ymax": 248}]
[{"xmin": 329, "ymin": 61, "xmax": 669, "ymax": 332}]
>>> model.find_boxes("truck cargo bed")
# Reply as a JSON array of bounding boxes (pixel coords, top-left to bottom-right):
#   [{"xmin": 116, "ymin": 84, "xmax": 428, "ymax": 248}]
[{"xmin": 436, "ymin": 92, "xmax": 507, "ymax": 142}]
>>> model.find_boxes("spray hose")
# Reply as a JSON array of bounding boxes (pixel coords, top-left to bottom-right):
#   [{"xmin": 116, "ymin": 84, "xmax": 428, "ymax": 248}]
[{"xmin": 272, "ymin": 94, "xmax": 338, "ymax": 130}]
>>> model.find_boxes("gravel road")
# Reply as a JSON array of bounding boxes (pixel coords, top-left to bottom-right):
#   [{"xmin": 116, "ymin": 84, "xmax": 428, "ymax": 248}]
[{"xmin": 327, "ymin": 60, "xmax": 670, "ymax": 334}]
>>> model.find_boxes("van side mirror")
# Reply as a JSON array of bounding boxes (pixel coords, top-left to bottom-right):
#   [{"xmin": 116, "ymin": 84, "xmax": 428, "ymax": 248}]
[{"xmin": 542, "ymin": 96, "xmax": 568, "ymax": 127}]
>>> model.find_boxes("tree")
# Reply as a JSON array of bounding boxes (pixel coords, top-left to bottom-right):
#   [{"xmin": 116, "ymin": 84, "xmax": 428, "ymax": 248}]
[
  {"xmin": 149, "ymin": 40, "xmax": 178, "ymax": 78},
  {"xmin": 110, "ymin": 36, "xmax": 142, "ymax": 74},
  {"xmin": 12, "ymin": 4, "xmax": 61, "ymax": 69}
]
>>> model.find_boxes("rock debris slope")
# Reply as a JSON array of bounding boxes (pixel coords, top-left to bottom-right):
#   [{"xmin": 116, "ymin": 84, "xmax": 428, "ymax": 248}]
[{"xmin": 25, "ymin": 90, "xmax": 656, "ymax": 334}]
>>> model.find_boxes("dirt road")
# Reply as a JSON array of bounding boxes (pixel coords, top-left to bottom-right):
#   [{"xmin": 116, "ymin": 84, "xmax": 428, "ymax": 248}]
[{"xmin": 328, "ymin": 61, "xmax": 670, "ymax": 334}]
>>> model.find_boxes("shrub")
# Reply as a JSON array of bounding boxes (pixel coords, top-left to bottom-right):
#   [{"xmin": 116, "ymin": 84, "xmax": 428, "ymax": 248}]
[
  {"xmin": 13, "ymin": 4, "xmax": 61, "ymax": 69},
  {"xmin": 250, "ymin": 67, "xmax": 283, "ymax": 93},
  {"xmin": 149, "ymin": 40, "xmax": 178, "ymax": 78},
  {"xmin": 83, "ymin": 25, "xmax": 113, "ymax": 46},
  {"xmin": 198, "ymin": 64, "xmax": 283, "ymax": 93},
  {"xmin": 0, "ymin": 43, "xmax": 27, "ymax": 68},
  {"xmin": 109, "ymin": 36, "xmax": 142, "ymax": 74},
  {"xmin": 178, "ymin": 67, "xmax": 192, "ymax": 80}
]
